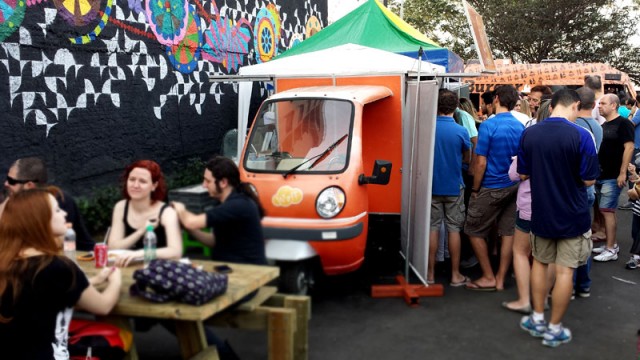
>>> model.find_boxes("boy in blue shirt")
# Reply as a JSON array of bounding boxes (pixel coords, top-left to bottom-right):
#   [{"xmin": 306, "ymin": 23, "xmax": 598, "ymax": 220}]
[{"xmin": 428, "ymin": 89, "xmax": 471, "ymax": 286}]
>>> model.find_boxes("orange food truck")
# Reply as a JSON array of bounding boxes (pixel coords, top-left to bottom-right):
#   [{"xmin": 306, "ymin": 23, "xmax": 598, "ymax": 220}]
[
  {"xmin": 228, "ymin": 44, "xmax": 448, "ymax": 294},
  {"xmin": 464, "ymin": 61, "xmax": 636, "ymax": 105}
]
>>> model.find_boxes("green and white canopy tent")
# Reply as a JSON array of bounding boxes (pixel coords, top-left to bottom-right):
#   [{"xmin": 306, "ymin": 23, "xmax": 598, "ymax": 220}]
[{"xmin": 278, "ymin": 0, "xmax": 464, "ymax": 72}]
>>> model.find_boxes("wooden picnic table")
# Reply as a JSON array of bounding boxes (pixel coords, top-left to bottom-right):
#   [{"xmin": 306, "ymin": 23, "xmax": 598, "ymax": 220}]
[{"xmin": 78, "ymin": 255, "xmax": 283, "ymax": 359}]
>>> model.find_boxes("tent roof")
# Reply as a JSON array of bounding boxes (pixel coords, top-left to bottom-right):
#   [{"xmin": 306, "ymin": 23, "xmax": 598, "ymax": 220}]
[
  {"xmin": 238, "ymin": 44, "xmax": 446, "ymax": 77},
  {"xmin": 276, "ymin": 0, "xmax": 463, "ymax": 72},
  {"xmin": 280, "ymin": 0, "xmax": 439, "ymax": 58}
]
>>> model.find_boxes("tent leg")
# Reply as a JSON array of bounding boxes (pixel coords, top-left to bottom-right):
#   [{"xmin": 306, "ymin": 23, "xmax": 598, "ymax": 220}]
[{"xmin": 371, "ymin": 275, "xmax": 444, "ymax": 307}]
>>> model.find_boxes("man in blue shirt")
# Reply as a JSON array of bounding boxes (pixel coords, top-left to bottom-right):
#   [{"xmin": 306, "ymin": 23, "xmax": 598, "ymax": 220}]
[
  {"xmin": 518, "ymin": 89, "xmax": 599, "ymax": 347},
  {"xmin": 428, "ymin": 89, "xmax": 471, "ymax": 286},
  {"xmin": 464, "ymin": 85, "xmax": 525, "ymax": 291}
]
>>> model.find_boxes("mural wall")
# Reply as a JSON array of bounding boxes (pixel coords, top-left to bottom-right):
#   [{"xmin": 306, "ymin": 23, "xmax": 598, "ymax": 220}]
[{"xmin": 0, "ymin": 0, "xmax": 327, "ymax": 192}]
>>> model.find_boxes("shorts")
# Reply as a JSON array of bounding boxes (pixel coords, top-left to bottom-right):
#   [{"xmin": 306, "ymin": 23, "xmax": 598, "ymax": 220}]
[
  {"xmin": 515, "ymin": 212, "xmax": 531, "ymax": 233},
  {"xmin": 464, "ymin": 184, "xmax": 518, "ymax": 238},
  {"xmin": 596, "ymin": 179, "xmax": 622, "ymax": 212},
  {"xmin": 431, "ymin": 190, "xmax": 465, "ymax": 232},
  {"xmin": 531, "ymin": 231, "xmax": 593, "ymax": 268}
]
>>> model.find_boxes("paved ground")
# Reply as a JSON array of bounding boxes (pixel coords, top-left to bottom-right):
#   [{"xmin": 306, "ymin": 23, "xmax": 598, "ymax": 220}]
[{"xmin": 134, "ymin": 195, "xmax": 640, "ymax": 360}]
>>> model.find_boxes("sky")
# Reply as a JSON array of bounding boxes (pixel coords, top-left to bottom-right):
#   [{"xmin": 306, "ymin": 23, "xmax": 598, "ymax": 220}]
[{"xmin": 327, "ymin": 0, "xmax": 368, "ymax": 23}]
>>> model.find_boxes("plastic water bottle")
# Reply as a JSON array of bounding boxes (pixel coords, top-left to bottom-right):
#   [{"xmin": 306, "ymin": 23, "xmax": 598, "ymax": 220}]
[
  {"xmin": 143, "ymin": 225, "xmax": 157, "ymax": 267},
  {"xmin": 64, "ymin": 224, "xmax": 77, "ymax": 264}
]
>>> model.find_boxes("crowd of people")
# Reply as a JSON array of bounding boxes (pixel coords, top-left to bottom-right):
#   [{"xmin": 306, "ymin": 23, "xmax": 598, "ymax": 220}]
[
  {"xmin": 430, "ymin": 76, "xmax": 640, "ymax": 348},
  {"xmin": 0, "ymin": 155, "xmax": 263, "ymax": 359},
  {"xmin": 1, "ymin": 74, "xmax": 638, "ymax": 356}
]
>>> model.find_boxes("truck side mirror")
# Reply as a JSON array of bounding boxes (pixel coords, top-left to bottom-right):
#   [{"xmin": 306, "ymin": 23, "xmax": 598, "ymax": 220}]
[{"xmin": 359, "ymin": 160, "xmax": 392, "ymax": 185}]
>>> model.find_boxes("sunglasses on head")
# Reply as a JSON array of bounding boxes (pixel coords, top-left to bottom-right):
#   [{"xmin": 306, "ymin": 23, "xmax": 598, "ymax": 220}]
[{"xmin": 6, "ymin": 175, "xmax": 37, "ymax": 186}]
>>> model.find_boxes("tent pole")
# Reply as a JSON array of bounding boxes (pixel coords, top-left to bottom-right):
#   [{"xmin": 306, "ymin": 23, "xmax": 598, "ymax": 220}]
[{"xmin": 403, "ymin": 47, "xmax": 423, "ymax": 282}]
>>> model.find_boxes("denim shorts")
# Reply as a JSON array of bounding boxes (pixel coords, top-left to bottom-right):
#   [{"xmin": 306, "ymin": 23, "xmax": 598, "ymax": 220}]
[
  {"xmin": 596, "ymin": 179, "xmax": 623, "ymax": 212},
  {"xmin": 515, "ymin": 212, "xmax": 531, "ymax": 233}
]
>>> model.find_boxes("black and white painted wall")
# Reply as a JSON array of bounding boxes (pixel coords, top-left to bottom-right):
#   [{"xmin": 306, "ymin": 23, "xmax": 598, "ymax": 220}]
[{"xmin": 0, "ymin": 0, "xmax": 327, "ymax": 192}]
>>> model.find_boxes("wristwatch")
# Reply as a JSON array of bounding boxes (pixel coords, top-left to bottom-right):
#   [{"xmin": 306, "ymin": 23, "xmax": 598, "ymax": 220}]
[{"xmin": 471, "ymin": 188, "xmax": 479, "ymax": 193}]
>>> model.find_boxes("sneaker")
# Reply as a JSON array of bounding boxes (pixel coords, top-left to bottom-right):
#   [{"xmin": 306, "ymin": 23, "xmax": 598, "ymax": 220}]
[
  {"xmin": 593, "ymin": 248, "xmax": 619, "ymax": 262},
  {"xmin": 625, "ymin": 256, "xmax": 639, "ymax": 270},
  {"xmin": 576, "ymin": 288, "xmax": 590, "ymax": 298},
  {"xmin": 618, "ymin": 202, "xmax": 634, "ymax": 210},
  {"xmin": 520, "ymin": 316, "xmax": 548, "ymax": 337},
  {"xmin": 542, "ymin": 326, "xmax": 572, "ymax": 347},
  {"xmin": 592, "ymin": 243, "xmax": 618, "ymax": 254}
]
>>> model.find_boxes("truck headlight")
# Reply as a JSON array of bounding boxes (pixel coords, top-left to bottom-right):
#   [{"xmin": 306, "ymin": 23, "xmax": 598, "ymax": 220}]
[{"xmin": 316, "ymin": 187, "xmax": 346, "ymax": 218}]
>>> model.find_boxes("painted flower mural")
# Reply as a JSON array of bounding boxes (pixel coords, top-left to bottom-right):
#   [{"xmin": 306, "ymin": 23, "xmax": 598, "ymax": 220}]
[{"xmin": 145, "ymin": 0, "xmax": 189, "ymax": 45}]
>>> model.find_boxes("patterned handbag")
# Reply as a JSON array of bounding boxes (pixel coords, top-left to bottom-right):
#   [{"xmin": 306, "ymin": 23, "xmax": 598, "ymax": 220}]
[{"xmin": 129, "ymin": 259, "xmax": 228, "ymax": 305}]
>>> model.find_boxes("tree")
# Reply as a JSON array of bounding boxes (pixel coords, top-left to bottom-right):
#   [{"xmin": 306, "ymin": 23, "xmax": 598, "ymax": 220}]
[
  {"xmin": 389, "ymin": 0, "xmax": 474, "ymax": 59},
  {"xmin": 390, "ymin": 0, "xmax": 640, "ymax": 84}
]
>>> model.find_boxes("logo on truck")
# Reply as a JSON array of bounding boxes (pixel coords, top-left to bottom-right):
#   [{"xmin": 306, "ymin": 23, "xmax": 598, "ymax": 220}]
[{"xmin": 272, "ymin": 185, "xmax": 303, "ymax": 207}]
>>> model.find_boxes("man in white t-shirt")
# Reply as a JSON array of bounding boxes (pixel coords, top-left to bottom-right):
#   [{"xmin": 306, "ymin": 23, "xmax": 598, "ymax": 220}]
[{"xmin": 511, "ymin": 109, "xmax": 530, "ymax": 126}]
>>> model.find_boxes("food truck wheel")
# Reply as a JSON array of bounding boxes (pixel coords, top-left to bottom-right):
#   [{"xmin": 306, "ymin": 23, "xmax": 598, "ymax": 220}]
[{"xmin": 278, "ymin": 261, "xmax": 315, "ymax": 295}]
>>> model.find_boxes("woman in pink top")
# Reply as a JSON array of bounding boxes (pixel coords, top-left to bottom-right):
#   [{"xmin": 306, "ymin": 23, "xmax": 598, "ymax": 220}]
[{"xmin": 502, "ymin": 157, "xmax": 533, "ymax": 313}]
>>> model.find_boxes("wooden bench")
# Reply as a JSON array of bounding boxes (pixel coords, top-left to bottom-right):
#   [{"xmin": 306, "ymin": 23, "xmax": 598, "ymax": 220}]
[
  {"xmin": 237, "ymin": 286, "xmax": 278, "ymax": 312},
  {"xmin": 206, "ymin": 286, "xmax": 311, "ymax": 360},
  {"xmin": 190, "ymin": 346, "xmax": 218, "ymax": 360}
]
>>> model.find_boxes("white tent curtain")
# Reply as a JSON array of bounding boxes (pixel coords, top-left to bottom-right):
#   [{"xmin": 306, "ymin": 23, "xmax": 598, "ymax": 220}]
[
  {"xmin": 401, "ymin": 80, "xmax": 439, "ymax": 285},
  {"xmin": 237, "ymin": 81, "xmax": 253, "ymax": 162}
]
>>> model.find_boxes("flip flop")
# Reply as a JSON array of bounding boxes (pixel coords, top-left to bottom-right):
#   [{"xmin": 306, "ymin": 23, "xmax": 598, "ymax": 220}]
[
  {"xmin": 450, "ymin": 276, "xmax": 470, "ymax": 287},
  {"xmin": 501, "ymin": 301, "xmax": 532, "ymax": 315},
  {"xmin": 465, "ymin": 281, "xmax": 497, "ymax": 292}
]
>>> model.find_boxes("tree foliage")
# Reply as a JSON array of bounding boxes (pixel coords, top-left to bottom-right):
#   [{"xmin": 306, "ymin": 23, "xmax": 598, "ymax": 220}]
[{"xmin": 390, "ymin": 0, "xmax": 640, "ymax": 84}]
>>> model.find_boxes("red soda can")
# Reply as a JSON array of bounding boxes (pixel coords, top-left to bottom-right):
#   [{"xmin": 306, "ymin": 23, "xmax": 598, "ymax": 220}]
[{"xmin": 94, "ymin": 243, "xmax": 108, "ymax": 268}]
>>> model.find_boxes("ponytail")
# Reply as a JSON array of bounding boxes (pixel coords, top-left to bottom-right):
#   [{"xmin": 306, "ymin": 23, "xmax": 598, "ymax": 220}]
[{"xmin": 238, "ymin": 182, "xmax": 265, "ymax": 218}]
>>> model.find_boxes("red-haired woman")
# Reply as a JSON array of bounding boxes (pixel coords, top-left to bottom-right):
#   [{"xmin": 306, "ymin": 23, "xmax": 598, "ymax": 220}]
[
  {"xmin": 0, "ymin": 188, "xmax": 121, "ymax": 359},
  {"xmin": 107, "ymin": 160, "xmax": 182, "ymax": 267}
]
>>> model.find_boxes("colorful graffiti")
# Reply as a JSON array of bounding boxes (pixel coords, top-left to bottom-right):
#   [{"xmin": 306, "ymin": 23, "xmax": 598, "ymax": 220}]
[
  {"xmin": 0, "ymin": 0, "xmax": 26, "ymax": 42},
  {"xmin": 0, "ymin": 0, "xmax": 326, "ymax": 131},
  {"xmin": 200, "ymin": 1, "xmax": 251, "ymax": 72},
  {"xmin": 2, "ymin": 0, "xmax": 323, "ymax": 75},
  {"xmin": 0, "ymin": 0, "xmax": 327, "ymax": 190},
  {"xmin": 253, "ymin": 4, "xmax": 280, "ymax": 63}
]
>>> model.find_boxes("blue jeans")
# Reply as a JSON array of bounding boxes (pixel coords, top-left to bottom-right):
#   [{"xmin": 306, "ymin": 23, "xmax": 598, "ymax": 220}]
[
  {"xmin": 586, "ymin": 185, "xmax": 596, "ymax": 208},
  {"xmin": 573, "ymin": 256, "xmax": 592, "ymax": 291},
  {"xmin": 574, "ymin": 185, "xmax": 595, "ymax": 291}
]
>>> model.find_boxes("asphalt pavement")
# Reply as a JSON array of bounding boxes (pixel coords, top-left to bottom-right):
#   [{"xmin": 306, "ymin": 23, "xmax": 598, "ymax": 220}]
[{"xmin": 134, "ymin": 193, "xmax": 639, "ymax": 360}]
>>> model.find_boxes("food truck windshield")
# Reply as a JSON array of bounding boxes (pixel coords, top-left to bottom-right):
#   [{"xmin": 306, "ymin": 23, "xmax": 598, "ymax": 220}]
[{"xmin": 244, "ymin": 98, "xmax": 354, "ymax": 174}]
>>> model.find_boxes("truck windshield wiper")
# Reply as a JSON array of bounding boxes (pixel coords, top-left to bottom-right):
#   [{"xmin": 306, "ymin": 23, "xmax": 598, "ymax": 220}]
[{"xmin": 282, "ymin": 134, "xmax": 349, "ymax": 179}]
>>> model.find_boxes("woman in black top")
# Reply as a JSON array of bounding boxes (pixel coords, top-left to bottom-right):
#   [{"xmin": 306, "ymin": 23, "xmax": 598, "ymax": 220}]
[
  {"xmin": 107, "ymin": 160, "xmax": 182, "ymax": 267},
  {"xmin": 0, "ymin": 188, "xmax": 121, "ymax": 359}
]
